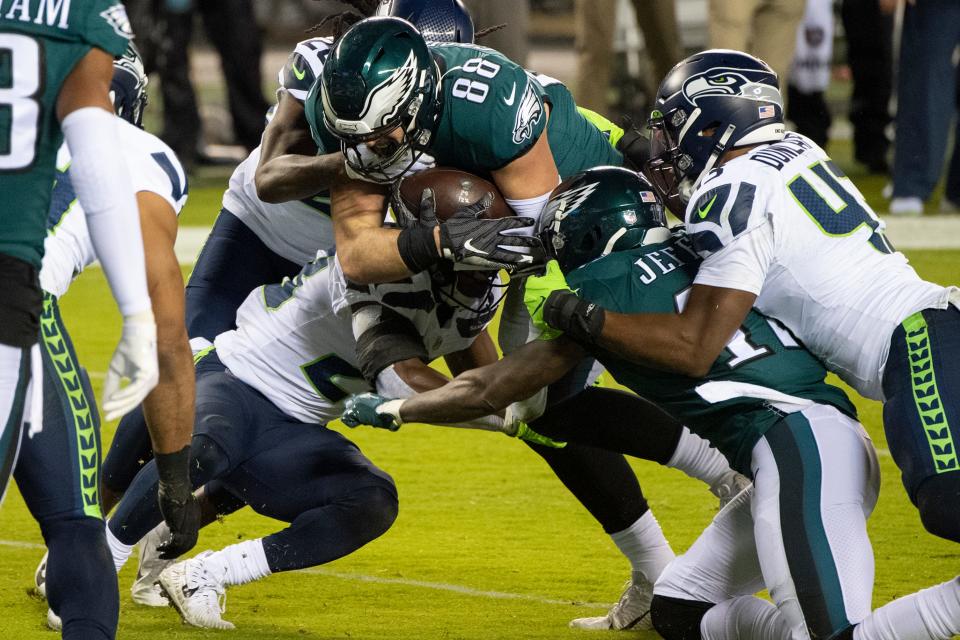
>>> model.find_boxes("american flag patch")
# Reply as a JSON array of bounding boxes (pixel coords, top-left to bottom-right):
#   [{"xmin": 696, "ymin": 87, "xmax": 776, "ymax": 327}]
[
  {"xmin": 640, "ymin": 191, "xmax": 657, "ymax": 203},
  {"xmin": 758, "ymin": 105, "xmax": 776, "ymax": 119}
]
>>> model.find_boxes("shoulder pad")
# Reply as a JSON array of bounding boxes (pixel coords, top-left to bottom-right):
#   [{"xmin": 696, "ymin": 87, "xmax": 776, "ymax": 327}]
[
  {"xmin": 684, "ymin": 161, "xmax": 772, "ymax": 257},
  {"xmin": 279, "ymin": 37, "xmax": 333, "ymax": 102}
]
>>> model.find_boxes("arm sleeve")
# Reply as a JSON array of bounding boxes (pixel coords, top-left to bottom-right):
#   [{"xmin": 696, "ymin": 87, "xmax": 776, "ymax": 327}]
[{"xmin": 62, "ymin": 107, "xmax": 151, "ymax": 316}]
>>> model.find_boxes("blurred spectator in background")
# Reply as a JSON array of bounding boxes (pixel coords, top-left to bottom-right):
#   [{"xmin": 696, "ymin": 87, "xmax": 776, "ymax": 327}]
[
  {"xmin": 464, "ymin": 0, "xmax": 529, "ymax": 64},
  {"xmin": 889, "ymin": 0, "xmax": 960, "ymax": 216},
  {"xmin": 573, "ymin": 0, "xmax": 681, "ymax": 114},
  {"xmin": 126, "ymin": 0, "xmax": 269, "ymax": 170},
  {"xmin": 842, "ymin": 0, "xmax": 893, "ymax": 173},
  {"xmin": 708, "ymin": 0, "xmax": 804, "ymax": 87},
  {"xmin": 786, "ymin": 0, "xmax": 833, "ymax": 148}
]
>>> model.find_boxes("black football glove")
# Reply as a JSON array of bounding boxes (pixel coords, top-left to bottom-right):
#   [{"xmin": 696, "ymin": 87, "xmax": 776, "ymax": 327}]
[
  {"xmin": 154, "ymin": 446, "xmax": 201, "ymax": 559},
  {"xmin": 423, "ymin": 190, "xmax": 545, "ymax": 272}
]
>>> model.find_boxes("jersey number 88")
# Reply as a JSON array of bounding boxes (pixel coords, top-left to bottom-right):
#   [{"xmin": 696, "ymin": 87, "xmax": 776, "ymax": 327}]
[{"xmin": 451, "ymin": 57, "xmax": 501, "ymax": 105}]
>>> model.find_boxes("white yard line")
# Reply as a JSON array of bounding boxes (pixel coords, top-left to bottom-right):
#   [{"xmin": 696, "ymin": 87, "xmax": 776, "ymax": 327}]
[{"xmin": 0, "ymin": 538, "xmax": 609, "ymax": 608}]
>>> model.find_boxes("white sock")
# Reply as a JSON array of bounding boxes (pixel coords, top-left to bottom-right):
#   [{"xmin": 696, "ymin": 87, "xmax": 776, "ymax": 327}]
[
  {"xmin": 855, "ymin": 577, "xmax": 960, "ymax": 640},
  {"xmin": 667, "ymin": 426, "xmax": 733, "ymax": 488},
  {"xmin": 105, "ymin": 522, "xmax": 134, "ymax": 573},
  {"xmin": 609, "ymin": 510, "xmax": 675, "ymax": 585},
  {"xmin": 701, "ymin": 596, "xmax": 791, "ymax": 640},
  {"xmin": 202, "ymin": 539, "xmax": 272, "ymax": 587}
]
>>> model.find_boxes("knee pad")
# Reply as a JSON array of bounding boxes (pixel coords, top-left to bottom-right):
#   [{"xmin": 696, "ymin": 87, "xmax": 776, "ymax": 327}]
[
  {"xmin": 651, "ymin": 594, "xmax": 714, "ymax": 640},
  {"xmin": 190, "ymin": 433, "xmax": 230, "ymax": 482},
  {"xmin": 916, "ymin": 473, "xmax": 960, "ymax": 542},
  {"xmin": 356, "ymin": 484, "xmax": 399, "ymax": 540}
]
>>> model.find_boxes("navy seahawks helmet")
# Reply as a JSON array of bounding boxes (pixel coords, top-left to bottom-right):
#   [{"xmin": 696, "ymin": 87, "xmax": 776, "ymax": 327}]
[
  {"xmin": 321, "ymin": 17, "xmax": 440, "ymax": 183},
  {"xmin": 111, "ymin": 42, "xmax": 148, "ymax": 128},
  {"xmin": 645, "ymin": 49, "xmax": 784, "ymax": 214},
  {"xmin": 376, "ymin": 0, "xmax": 475, "ymax": 43},
  {"xmin": 539, "ymin": 166, "xmax": 670, "ymax": 273}
]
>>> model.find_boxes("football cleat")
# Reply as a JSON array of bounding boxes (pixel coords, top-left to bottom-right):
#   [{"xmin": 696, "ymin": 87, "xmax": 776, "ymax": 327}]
[
  {"xmin": 158, "ymin": 551, "xmax": 235, "ymax": 630},
  {"xmin": 710, "ymin": 470, "xmax": 752, "ymax": 510},
  {"xmin": 131, "ymin": 523, "xmax": 174, "ymax": 607},
  {"xmin": 34, "ymin": 551, "xmax": 48, "ymax": 599},
  {"xmin": 569, "ymin": 578, "xmax": 654, "ymax": 630},
  {"xmin": 46, "ymin": 608, "xmax": 61, "ymax": 631}
]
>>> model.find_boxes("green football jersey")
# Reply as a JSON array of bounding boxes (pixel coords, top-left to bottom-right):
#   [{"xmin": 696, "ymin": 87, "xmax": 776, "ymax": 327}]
[
  {"xmin": 428, "ymin": 44, "xmax": 622, "ymax": 178},
  {"xmin": 566, "ymin": 234, "xmax": 857, "ymax": 475},
  {"xmin": 0, "ymin": 0, "xmax": 132, "ymax": 268}
]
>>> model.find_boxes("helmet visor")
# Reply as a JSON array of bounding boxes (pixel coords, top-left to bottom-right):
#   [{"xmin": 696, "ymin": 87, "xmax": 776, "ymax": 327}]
[{"xmin": 645, "ymin": 115, "xmax": 690, "ymax": 217}]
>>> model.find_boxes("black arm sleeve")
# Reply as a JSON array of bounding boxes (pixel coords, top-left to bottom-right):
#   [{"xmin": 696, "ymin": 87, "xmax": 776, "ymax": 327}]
[{"xmin": 352, "ymin": 303, "xmax": 429, "ymax": 384}]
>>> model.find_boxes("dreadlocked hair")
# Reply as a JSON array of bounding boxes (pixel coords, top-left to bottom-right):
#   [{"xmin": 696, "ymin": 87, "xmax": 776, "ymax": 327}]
[
  {"xmin": 475, "ymin": 23, "xmax": 507, "ymax": 41},
  {"xmin": 306, "ymin": 0, "xmax": 379, "ymax": 37}
]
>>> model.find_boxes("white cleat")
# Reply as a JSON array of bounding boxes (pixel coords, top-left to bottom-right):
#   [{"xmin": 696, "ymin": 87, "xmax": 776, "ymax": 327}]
[
  {"xmin": 159, "ymin": 551, "xmax": 235, "ymax": 630},
  {"xmin": 710, "ymin": 470, "xmax": 752, "ymax": 509},
  {"xmin": 35, "ymin": 551, "xmax": 48, "ymax": 599},
  {"xmin": 131, "ymin": 523, "xmax": 174, "ymax": 607},
  {"xmin": 569, "ymin": 578, "xmax": 654, "ymax": 630},
  {"xmin": 46, "ymin": 608, "xmax": 61, "ymax": 631}
]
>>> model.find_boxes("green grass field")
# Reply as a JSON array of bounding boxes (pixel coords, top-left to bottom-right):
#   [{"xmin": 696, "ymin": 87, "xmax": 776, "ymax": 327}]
[{"xmin": 1, "ymin": 173, "xmax": 958, "ymax": 639}]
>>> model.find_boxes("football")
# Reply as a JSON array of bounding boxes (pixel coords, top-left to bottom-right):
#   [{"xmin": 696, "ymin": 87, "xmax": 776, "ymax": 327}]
[{"xmin": 394, "ymin": 167, "xmax": 513, "ymax": 223}]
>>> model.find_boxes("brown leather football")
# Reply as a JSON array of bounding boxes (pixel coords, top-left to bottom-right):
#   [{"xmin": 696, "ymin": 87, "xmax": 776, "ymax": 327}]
[{"xmin": 395, "ymin": 168, "xmax": 513, "ymax": 222}]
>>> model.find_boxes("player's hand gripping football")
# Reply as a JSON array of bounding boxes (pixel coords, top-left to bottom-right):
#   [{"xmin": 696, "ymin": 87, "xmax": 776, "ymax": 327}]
[
  {"xmin": 419, "ymin": 189, "xmax": 546, "ymax": 272},
  {"xmin": 342, "ymin": 393, "xmax": 403, "ymax": 431},
  {"xmin": 102, "ymin": 310, "xmax": 159, "ymax": 421}
]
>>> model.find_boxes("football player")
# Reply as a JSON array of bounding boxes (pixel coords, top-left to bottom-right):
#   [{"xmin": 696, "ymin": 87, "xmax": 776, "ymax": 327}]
[
  {"xmin": 343, "ymin": 166, "xmax": 960, "ymax": 640},
  {"xmin": 315, "ymin": 19, "xmax": 754, "ymax": 629},
  {"xmin": 102, "ymin": 204, "xmax": 550, "ymax": 629},
  {"xmin": 528, "ymin": 52, "xmax": 960, "ymax": 546},
  {"xmin": 28, "ymin": 44, "xmax": 194, "ymax": 632}
]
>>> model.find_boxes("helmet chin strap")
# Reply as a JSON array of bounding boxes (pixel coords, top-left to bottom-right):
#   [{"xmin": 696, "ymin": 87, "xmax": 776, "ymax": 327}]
[{"xmin": 693, "ymin": 123, "xmax": 737, "ymax": 193}]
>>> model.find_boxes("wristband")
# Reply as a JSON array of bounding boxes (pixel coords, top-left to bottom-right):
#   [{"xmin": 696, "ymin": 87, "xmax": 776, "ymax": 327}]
[
  {"xmin": 397, "ymin": 224, "xmax": 441, "ymax": 273},
  {"xmin": 543, "ymin": 290, "xmax": 606, "ymax": 348},
  {"xmin": 155, "ymin": 445, "xmax": 192, "ymax": 497}
]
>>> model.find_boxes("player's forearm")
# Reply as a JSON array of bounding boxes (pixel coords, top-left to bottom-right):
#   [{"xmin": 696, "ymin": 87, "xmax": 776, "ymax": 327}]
[
  {"xmin": 400, "ymin": 339, "xmax": 580, "ymax": 424},
  {"xmin": 140, "ymin": 209, "xmax": 194, "ymax": 453},
  {"xmin": 598, "ymin": 311, "xmax": 714, "ymax": 376},
  {"xmin": 255, "ymin": 152, "xmax": 346, "ymax": 203},
  {"xmin": 337, "ymin": 225, "xmax": 434, "ymax": 284},
  {"xmin": 62, "ymin": 108, "xmax": 151, "ymax": 316},
  {"xmin": 142, "ymin": 332, "xmax": 195, "ymax": 454}
]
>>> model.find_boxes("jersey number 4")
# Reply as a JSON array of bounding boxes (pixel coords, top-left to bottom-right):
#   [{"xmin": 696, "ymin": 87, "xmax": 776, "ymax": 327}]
[
  {"xmin": 0, "ymin": 34, "xmax": 42, "ymax": 171},
  {"xmin": 788, "ymin": 160, "xmax": 893, "ymax": 253}
]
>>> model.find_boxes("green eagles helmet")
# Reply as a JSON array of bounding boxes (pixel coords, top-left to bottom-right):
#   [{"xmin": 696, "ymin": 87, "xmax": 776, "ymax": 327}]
[
  {"xmin": 320, "ymin": 17, "xmax": 440, "ymax": 182},
  {"xmin": 539, "ymin": 166, "xmax": 670, "ymax": 273}
]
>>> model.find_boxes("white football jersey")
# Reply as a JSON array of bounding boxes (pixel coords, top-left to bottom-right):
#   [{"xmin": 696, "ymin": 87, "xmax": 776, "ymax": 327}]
[
  {"xmin": 685, "ymin": 132, "xmax": 954, "ymax": 400},
  {"xmin": 216, "ymin": 255, "xmax": 503, "ymax": 424},
  {"xmin": 215, "ymin": 253, "xmax": 369, "ymax": 424},
  {"xmin": 222, "ymin": 37, "xmax": 336, "ymax": 265},
  {"xmin": 40, "ymin": 120, "xmax": 188, "ymax": 299}
]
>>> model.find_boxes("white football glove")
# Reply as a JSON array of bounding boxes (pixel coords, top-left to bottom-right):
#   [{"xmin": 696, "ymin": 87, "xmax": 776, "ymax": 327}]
[
  {"xmin": 102, "ymin": 310, "xmax": 159, "ymax": 421},
  {"xmin": 344, "ymin": 143, "xmax": 436, "ymax": 184}
]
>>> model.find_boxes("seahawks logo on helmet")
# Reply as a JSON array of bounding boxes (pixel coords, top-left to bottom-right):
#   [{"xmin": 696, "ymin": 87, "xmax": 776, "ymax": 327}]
[
  {"xmin": 682, "ymin": 69, "xmax": 782, "ymax": 107},
  {"xmin": 512, "ymin": 83, "xmax": 543, "ymax": 144}
]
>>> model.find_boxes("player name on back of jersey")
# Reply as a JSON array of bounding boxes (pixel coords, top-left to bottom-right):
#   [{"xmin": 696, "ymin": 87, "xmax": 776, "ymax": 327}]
[
  {"xmin": 749, "ymin": 132, "xmax": 814, "ymax": 170},
  {"xmin": 633, "ymin": 236, "xmax": 699, "ymax": 285},
  {"xmin": 0, "ymin": 0, "xmax": 75, "ymax": 29}
]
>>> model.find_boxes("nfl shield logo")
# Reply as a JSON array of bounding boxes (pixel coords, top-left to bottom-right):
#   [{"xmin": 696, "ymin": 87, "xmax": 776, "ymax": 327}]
[
  {"xmin": 640, "ymin": 191, "xmax": 656, "ymax": 203},
  {"xmin": 758, "ymin": 105, "xmax": 776, "ymax": 119}
]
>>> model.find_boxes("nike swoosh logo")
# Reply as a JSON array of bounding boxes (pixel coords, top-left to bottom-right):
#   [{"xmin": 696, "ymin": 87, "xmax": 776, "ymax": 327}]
[
  {"xmin": 292, "ymin": 63, "xmax": 306, "ymax": 81},
  {"xmin": 463, "ymin": 239, "xmax": 489, "ymax": 255},
  {"xmin": 503, "ymin": 83, "xmax": 516, "ymax": 106},
  {"xmin": 697, "ymin": 194, "xmax": 718, "ymax": 220}
]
